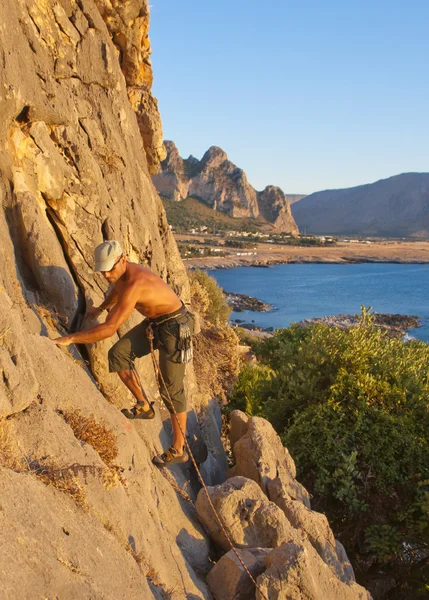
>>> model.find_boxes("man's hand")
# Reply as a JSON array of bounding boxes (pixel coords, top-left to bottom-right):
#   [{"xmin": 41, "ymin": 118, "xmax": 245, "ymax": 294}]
[{"xmin": 53, "ymin": 335, "xmax": 74, "ymax": 346}]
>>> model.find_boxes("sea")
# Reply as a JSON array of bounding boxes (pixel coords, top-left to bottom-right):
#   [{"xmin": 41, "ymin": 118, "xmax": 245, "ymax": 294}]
[{"xmin": 210, "ymin": 263, "xmax": 429, "ymax": 343}]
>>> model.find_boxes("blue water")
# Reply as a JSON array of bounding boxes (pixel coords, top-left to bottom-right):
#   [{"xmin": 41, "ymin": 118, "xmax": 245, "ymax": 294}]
[{"xmin": 210, "ymin": 264, "xmax": 429, "ymax": 342}]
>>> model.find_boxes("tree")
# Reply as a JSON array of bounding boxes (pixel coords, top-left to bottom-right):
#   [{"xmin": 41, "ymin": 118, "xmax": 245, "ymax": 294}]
[{"xmin": 229, "ymin": 308, "xmax": 429, "ymax": 597}]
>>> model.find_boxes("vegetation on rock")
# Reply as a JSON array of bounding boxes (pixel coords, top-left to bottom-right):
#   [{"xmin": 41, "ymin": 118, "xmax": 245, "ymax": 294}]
[
  {"xmin": 228, "ymin": 307, "xmax": 429, "ymax": 597},
  {"xmin": 190, "ymin": 270, "xmax": 240, "ymax": 401}
]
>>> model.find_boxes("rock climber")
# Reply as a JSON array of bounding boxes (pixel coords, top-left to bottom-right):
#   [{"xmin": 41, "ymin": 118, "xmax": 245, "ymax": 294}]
[{"xmin": 53, "ymin": 240, "xmax": 194, "ymax": 467}]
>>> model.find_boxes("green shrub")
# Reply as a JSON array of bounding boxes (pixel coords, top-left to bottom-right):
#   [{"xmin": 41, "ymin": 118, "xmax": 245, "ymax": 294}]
[
  {"xmin": 189, "ymin": 269, "xmax": 231, "ymax": 325},
  {"xmin": 229, "ymin": 308, "xmax": 429, "ymax": 595},
  {"xmin": 227, "ymin": 363, "xmax": 273, "ymax": 416}
]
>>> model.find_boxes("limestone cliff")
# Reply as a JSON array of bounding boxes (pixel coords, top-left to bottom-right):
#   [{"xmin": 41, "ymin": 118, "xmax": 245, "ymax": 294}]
[
  {"xmin": 0, "ymin": 0, "xmax": 217, "ymax": 597},
  {"xmin": 292, "ymin": 172, "xmax": 429, "ymax": 238},
  {"xmin": 92, "ymin": 0, "xmax": 166, "ymax": 173},
  {"xmin": 153, "ymin": 141, "xmax": 299, "ymax": 233}
]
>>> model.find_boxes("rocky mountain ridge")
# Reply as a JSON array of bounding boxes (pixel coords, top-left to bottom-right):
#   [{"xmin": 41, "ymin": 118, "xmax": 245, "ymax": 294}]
[
  {"xmin": 292, "ymin": 172, "xmax": 429, "ymax": 238},
  {"xmin": 153, "ymin": 141, "xmax": 300, "ymax": 233}
]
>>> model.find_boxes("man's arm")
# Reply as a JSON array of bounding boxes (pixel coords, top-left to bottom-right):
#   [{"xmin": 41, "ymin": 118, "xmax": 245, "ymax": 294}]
[
  {"xmin": 54, "ymin": 286, "xmax": 140, "ymax": 346},
  {"xmin": 86, "ymin": 285, "xmax": 119, "ymax": 317}
]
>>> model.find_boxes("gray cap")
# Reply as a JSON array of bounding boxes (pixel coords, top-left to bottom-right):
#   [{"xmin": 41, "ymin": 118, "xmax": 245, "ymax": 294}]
[{"xmin": 94, "ymin": 240, "xmax": 123, "ymax": 271}]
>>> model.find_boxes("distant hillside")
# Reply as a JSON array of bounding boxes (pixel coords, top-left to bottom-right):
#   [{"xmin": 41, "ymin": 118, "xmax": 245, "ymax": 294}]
[
  {"xmin": 292, "ymin": 173, "xmax": 429, "ymax": 238},
  {"xmin": 286, "ymin": 194, "xmax": 307, "ymax": 205},
  {"xmin": 161, "ymin": 196, "xmax": 265, "ymax": 233},
  {"xmin": 153, "ymin": 141, "xmax": 300, "ymax": 233}
]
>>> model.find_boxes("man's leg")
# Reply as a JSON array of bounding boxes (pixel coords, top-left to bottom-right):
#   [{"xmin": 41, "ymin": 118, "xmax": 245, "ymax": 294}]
[
  {"xmin": 117, "ymin": 367, "xmax": 152, "ymax": 412},
  {"xmin": 108, "ymin": 321, "xmax": 153, "ymax": 416},
  {"xmin": 157, "ymin": 321, "xmax": 189, "ymax": 455},
  {"xmin": 170, "ymin": 410, "xmax": 187, "ymax": 453}
]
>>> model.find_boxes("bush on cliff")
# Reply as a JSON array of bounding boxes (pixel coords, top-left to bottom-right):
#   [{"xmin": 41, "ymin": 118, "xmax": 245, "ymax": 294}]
[
  {"xmin": 189, "ymin": 269, "xmax": 231, "ymax": 326},
  {"xmin": 190, "ymin": 270, "xmax": 239, "ymax": 400},
  {"xmin": 229, "ymin": 308, "xmax": 429, "ymax": 596}
]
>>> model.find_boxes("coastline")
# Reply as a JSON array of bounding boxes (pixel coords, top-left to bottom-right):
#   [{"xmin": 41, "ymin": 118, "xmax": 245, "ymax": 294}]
[
  {"xmin": 179, "ymin": 239, "xmax": 429, "ymax": 270},
  {"xmin": 232, "ymin": 312, "xmax": 421, "ymax": 339}
]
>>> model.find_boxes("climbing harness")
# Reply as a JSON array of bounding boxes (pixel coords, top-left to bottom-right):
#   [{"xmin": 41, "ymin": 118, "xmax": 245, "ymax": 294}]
[
  {"xmin": 148, "ymin": 305, "xmax": 193, "ymax": 364},
  {"xmin": 146, "ymin": 323, "xmax": 270, "ymax": 600}
]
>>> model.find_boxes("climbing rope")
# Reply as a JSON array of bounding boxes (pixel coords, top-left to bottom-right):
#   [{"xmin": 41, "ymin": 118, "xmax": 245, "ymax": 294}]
[{"xmin": 146, "ymin": 323, "xmax": 269, "ymax": 600}]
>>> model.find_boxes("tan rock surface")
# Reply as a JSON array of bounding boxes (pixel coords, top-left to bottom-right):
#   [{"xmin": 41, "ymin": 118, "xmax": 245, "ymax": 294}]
[
  {"xmin": 228, "ymin": 416, "xmax": 310, "ymax": 506},
  {"xmin": 268, "ymin": 477, "xmax": 355, "ymax": 583},
  {"xmin": 256, "ymin": 541, "xmax": 372, "ymax": 600},
  {"xmin": 93, "ymin": 0, "xmax": 166, "ymax": 172},
  {"xmin": 195, "ymin": 476, "xmax": 298, "ymax": 551},
  {"xmin": 207, "ymin": 548, "xmax": 270, "ymax": 600},
  {"xmin": 229, "ymin": 408, "xmax": 249, "ymax": 452},
  {"xmin": 0, "ymin": 1, "xmax": 221, "ymax": 597}
]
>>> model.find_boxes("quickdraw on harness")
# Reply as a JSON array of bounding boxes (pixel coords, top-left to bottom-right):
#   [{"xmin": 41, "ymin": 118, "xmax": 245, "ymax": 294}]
[
  {"xmin": 178, "ymin": 321, "xmax": 193, "ymax": 363},
  {"xmin": 145, "ymin": 322, "xmax": 270, "ymax": 600}
]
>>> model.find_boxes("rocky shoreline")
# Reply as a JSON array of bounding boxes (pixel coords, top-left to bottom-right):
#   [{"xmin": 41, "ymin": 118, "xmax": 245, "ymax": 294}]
[
  {"xmin": 298, "ymin": 313, "xmax": 420, "ymax": 338},
  {"xmin": 186, "ymin": 256, "xmax": 429, "ymax": 271},
  {"xmin": 232, "ymin": 312, "xmax": 421, "ymax": 338},
  {"xmin": 224, "ymin": 291, "xmax": 272, "ymax": 312}
]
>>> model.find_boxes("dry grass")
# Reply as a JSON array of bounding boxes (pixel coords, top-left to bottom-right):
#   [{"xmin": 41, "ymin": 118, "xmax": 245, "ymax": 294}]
[
  {"xmin": 1, "ymin": 419, "xmax": 88, "ymax": 507},
  {"xmin": 33, "ymin": 304, "xmax": 61, "ymax": 330},
  {"xmin": 63, "ymin": 410, "xmax": 118, "ymax": 466},
  {"xmin": 1, "ymin": 417, "xmax": 121, "ymax": 509},
  {"xmin": 0, "ymin": 419, "xmax": 25, "ymax": 471},
  {"xmin": 126, "ymin": 549, "xmax": 178, "ymax": 600},
  {"xmin": 56, "ymin": 550, "xmax": 82, "ymax": 574},
  {"xmin": 0, "ymin": 327, "xmax": 10, "ymax": 346},
  {"xmin": 189, "ymin": 268, "xmax": 240, "ymax": 401},
  {"xmin": 30, "ymin": 459, "xmax": 88, "ymax": 509},
  {"xmin": 193, "ymin": 324, "xmax": 240, "ymax": 402}
]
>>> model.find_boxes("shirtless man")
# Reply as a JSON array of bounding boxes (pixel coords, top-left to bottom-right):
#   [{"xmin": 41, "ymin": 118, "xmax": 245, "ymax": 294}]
[{"xmin": 53, "ymin": 240, "xmax": 193, "ymax": 467}]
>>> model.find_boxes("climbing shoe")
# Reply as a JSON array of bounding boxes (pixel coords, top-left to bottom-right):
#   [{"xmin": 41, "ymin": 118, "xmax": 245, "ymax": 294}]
[
  {"xmin": 121, "ymin": 401, "xmax": 155, "ymax": 420},
  {"xmin": 152, "ymin": 446, "xmax": 189, "ymax": 468}
]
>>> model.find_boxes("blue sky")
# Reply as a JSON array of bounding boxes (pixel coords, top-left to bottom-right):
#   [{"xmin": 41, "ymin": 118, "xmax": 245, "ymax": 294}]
[{"xmin": 150, "ymin": 1, "xmax": 428, "ymax": 195}]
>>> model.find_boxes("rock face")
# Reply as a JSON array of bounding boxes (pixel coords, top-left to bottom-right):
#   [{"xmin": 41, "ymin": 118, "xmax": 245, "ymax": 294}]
[
  {"xmin": 195, "ymin": 476, "xmax": 296, "ymax": 551},
  {"xmin": 257, "ymin": 541, "xmax": 371, "ymax": 600},
  {"xmin": 93, "ymin": 0, "xmax": 166, "ymax": 172},
  {"xmin": 207, "ymin": 548, "xmax": 270, "ymax": 600},
  {"xmin": 197, "ymin": 411, "xmax": 372, "ymax": 600},
  {"xmin": 0, "ymin": 1, "xmax": 221, "ymax": 597},
  {"xmin": 152, "ymin": 141, "xmax": 300, "ymax": 233},
  {"xmin": 291, "ymin": 172, "xmax": 429, "ymax": 238}
]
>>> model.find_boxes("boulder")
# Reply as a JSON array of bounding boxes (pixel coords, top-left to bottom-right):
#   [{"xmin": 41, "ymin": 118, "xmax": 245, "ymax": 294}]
[
  {"xmin": 229, "ymin": 409, "xmax": 249, "ymax": 452},
  {"xmin": 229, "ymin": 416, "xmax": 310, "ymax": 506},
  {"xmin": 256, "ymin": 541, "xmax": 372, "ymax": 600},
  {"xmin": 268, "ymin": 477, "xmax": 355, "ymax": 583},
  {"xmin": 207, "ymin": 548, "xmax": 270, "ymax": 600},
  {"xmin": 196, "ymin": 476, "xmax": 298, "ymax": 551}
]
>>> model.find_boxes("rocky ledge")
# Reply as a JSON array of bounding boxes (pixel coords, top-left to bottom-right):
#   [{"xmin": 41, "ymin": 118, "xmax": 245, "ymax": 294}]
[
  {"xmin": 224, "ymin": 291, "xmax": 272, "ymax": 312},
  {"xmin": 299, "ymin": 313, "xmax": 420, "ymax": 339},
  {"xmin": 197, "ymin": 412, "xmax": 372, "ymax": 600}
]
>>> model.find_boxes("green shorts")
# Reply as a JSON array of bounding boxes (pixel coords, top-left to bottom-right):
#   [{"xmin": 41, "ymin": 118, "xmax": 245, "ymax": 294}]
[{"xmin": 108, "ymin": 307, "xmax": 193, "ymax": 414}]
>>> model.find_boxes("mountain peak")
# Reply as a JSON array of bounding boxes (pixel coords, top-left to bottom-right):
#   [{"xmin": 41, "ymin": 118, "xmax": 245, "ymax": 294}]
[
  {"xmin": 200, "ymin": 146, "xmax": 228, "ymax": 168},
  {"xmin": 152, "ymin": 142, "xmax": 299, "ymax": 233}
]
